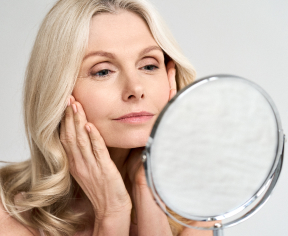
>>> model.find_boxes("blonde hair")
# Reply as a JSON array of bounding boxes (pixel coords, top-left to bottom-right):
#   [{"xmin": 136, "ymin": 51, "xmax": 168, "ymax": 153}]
[{"xmin": 0, "ymin": 0, "xmax": 196, "ymax": 235}]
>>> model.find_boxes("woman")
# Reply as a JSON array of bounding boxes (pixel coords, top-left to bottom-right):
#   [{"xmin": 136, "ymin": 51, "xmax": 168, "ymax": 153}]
[{"xmin": 0, "ymin": 0, "xmax": 212, "ymax": 235}]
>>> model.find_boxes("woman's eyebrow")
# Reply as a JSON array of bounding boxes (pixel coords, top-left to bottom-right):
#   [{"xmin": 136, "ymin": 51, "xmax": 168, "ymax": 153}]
[
  {"xmin": 83, "ymin": 45, "xmax": 163, "ymax": 61},
  {"xmin": 139, "ymin": 45, "xmax": 163, "ymax": 57},
  {"xmin": 83, "ymin": 51, "xmax": 115, "ymax": 61}
]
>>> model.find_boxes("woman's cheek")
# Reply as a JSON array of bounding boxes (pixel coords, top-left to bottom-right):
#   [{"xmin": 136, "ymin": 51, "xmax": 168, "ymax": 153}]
[
  {"xmin": 73, "ymin": 84, "xmax": 109, "ymax": 123},
  {"xmin": 83, "ymin": 95, "xmax": 112, "ymax": 124},
  {"xmin": 155, "ymin": 78, "xmax": 170, "ymax": 109}
]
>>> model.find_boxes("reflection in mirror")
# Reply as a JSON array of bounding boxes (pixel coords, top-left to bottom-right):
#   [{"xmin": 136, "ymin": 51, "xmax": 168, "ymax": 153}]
[{"xmin": 144, "ymin": 75, "xmax": 284, "ymax": 235}]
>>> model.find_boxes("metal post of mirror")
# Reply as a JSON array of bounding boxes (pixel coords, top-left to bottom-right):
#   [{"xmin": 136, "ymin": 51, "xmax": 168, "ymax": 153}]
[
  {"xmin": 213, "ymin": 223, "xmax": 223, "ymax": 236},
  {"xmin": 142, "ymin": 75, "xmax": 285, "ymax": 235}
]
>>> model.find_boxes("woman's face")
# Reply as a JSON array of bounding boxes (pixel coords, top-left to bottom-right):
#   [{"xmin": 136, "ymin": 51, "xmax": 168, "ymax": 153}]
[{"xmin": 73, "ymin": 10, "xmax": 171, "ymax": 148}]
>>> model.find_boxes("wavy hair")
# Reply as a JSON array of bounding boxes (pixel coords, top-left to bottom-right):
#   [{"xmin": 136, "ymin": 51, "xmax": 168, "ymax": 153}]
[{"xmin": 0, "ymin": 0, "xmax": 196, "ymax": 235}]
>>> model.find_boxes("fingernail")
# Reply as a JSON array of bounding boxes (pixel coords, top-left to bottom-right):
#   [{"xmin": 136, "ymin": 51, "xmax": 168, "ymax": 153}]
[
  {"xmin": 85, "ymin": 124, "xmax": 91, "ymax": 133},
  {"xmin": 72, "ymin": 104, "xmax": 77, "ymax": 113},
  {"xmin": 67, "ymin": 98, "xmax": 71, "ymax": 106}
]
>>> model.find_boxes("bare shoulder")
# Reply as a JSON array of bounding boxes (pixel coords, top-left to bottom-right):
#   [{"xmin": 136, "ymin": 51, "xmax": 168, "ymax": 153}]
[{"xmin": 0, "ymin": 199, "xmax": 39, "ymax": 236}]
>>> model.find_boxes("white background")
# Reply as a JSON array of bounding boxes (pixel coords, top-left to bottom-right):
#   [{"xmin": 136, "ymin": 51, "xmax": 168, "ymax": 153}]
[{"xmin": 0, "ymin": 1, "xmax": 287, "ymax": 235}]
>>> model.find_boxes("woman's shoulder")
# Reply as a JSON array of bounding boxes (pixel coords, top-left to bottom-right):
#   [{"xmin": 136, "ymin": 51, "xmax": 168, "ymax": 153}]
[{"xmin": 0, "ymin": 197, "xmax": 40, "ymax": 236}]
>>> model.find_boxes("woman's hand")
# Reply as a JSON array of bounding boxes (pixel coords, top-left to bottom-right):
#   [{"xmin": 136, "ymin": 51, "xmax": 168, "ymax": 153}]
[{"xmin": 60, "ymin": 96, "xmax": 132, "ymax": 226}]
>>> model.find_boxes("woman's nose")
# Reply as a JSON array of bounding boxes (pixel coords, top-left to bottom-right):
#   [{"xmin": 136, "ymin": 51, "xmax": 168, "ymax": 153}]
[{"xmin": 121, "ymin": 71, "xmax": 145, "ymax": 102}]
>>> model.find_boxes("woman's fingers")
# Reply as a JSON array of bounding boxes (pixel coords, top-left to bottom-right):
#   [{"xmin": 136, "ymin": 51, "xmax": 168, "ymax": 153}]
[
  {"xmin": 70, "ymin": 95, "xmax": 76, "ymax": 104},
  {"xmin": 71, "ymin": 102, "xmax": 95, "ymax": 166},
  {"xmin": 62, "ymin": 95, "xmax": 118, "ymax": 180},
  {"xmin": 62, "ymin": 100, "xmax": 86, "ymax": 176},
  {"xmin": 166, "ymin": 60, "xmax": 177, "ymax": 100},
  {"xmin": 70, "ymin": 100, "xmax": 111, "ymax": 169},
  {"xmin": 86, "ymin": 122, "xmax": 111, "ymax": 166},
  {"xmin": 61, "ymin": 94, "xmax": 111, "ymax": 170},
  {"xmin": 61, "ymin": 96, "xmax": 76, "ymax": 166},
  {"xmin": 60, "ymin": 96, "xmax": 132, "ymax": 218}
]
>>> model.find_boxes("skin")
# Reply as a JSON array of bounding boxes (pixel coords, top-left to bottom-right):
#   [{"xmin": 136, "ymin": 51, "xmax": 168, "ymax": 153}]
[
  {"xmin": 63, "ymin": 10, "xmax": 177, "ymax": 235},
  {"xmin": 0, "ymin": 10, "xmax": 213, "ymax": 236},
  {"xmin": 62, "ymin": 10, "xmax": 212, "ymax": 236}
]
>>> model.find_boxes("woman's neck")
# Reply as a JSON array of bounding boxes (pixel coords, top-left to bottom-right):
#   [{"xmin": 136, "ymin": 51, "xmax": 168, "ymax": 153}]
[
  {"xmin": 107, "ymin": 147, "xmax": 131, "ymax": 180},
  {"xmin": 106, "ymin": 147, "xmax": 134, "ymax": 201}
]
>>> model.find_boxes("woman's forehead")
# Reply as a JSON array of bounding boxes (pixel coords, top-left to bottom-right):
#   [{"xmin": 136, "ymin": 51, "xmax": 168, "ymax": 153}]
[{"xmin": 87, "ymin": 10, "xmax": 159, "ymax": 56}]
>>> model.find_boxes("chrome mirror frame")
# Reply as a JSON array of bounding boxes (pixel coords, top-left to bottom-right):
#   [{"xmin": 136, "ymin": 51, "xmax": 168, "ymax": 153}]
[{"xmin": 142, "ymin": 75, "xmax": 285, "ymax": 235}]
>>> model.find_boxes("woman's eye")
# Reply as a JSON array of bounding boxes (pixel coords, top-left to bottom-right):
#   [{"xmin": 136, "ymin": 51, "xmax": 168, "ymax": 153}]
[
  {"xmin": 92, "ymin": 69, "xmax": 111, "ymax": 77},
  {"xmin": 142, "ymin": 65, "xmax": 159, "ymax": 71}
]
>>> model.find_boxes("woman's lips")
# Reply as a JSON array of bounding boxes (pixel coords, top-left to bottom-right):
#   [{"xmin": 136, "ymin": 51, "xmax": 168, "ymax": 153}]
[{"xmin": 113, "ymin": 111, "xmax": 154, "ymax": 124}]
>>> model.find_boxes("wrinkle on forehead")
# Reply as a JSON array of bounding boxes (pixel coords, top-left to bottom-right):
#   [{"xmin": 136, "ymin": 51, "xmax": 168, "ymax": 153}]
[{"xmin": 88, "ymin": 10, "xmax": 156, "ymax": 50}]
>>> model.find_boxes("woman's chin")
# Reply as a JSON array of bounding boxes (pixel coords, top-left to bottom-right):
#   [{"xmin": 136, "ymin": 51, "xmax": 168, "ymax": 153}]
[
  {"xmin": 109, "ymin": 139, "xmax": 148, "ymax": 149},
  {"xmin": 105, "ymin": 134, "xmax": 150, "ymax": 149},
  {"xmin": 101, "ymin": 126, "xmax": 153, "ymax": 149}
]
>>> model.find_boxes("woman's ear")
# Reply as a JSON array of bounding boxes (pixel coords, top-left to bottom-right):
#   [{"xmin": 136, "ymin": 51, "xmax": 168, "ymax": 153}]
[{"xmin": 166, "ymin": 60, "xmax": 177, "ymax": 101}]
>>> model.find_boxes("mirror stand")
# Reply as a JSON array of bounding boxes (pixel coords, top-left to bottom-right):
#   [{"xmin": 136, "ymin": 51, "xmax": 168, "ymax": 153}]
[{"xmin": 213, "ymin": 223, "xmax": 223, "ymax": 236}]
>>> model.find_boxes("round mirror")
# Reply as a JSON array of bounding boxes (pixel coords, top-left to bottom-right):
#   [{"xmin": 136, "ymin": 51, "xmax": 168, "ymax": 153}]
[{"xmin": 143, "ymin": 75, "xmax": 285, "ymax": 234}]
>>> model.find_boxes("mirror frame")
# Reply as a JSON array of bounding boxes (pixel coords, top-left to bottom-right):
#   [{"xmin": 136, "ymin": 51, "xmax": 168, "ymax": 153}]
[{"xmin": 142, "ymin": 75, "xmax": 285, "ymax": 231}]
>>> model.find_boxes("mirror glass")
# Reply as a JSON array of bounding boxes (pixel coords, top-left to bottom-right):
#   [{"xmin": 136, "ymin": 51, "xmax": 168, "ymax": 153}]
[{"xmin": 146, "ymin": 75, "xmax": 281, "ymax": 225}]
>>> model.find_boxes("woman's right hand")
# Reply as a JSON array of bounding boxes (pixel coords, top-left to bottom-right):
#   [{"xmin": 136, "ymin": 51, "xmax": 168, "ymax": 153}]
[{"xmin": 60, "ymin": 96, "xmax": 132, "ymax": 223}]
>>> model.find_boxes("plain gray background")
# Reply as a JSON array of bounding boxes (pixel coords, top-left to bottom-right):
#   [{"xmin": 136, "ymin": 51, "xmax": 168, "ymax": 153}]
[{"xmin": 0, "ymin": 0, "xmax": 287, "ymax": 235}]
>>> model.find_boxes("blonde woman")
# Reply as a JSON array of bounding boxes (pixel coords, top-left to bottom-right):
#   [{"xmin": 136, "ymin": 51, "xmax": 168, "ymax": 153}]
[{"xmin": 0, "ymin": 0, "xmax": 212, "ymax": 235}]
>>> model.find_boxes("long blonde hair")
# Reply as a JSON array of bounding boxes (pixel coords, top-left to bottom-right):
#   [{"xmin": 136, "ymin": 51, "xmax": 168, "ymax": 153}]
[{"xmin": 0, "ymin": 0, "xmax": 196, "ymax": 235}]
